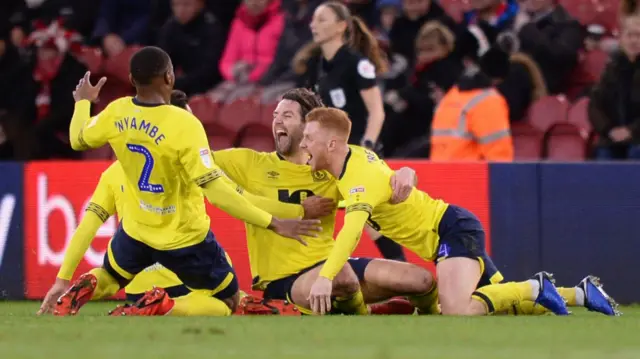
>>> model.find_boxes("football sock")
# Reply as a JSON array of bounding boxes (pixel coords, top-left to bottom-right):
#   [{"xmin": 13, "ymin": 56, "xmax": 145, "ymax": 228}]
[
  {"xmin": 409, "ymin": 282, "xmax": 440, "ymax": 314},
  {"xmin": 333, "ymin": 290, "xmax": 369, "ymax": 315},
  {"xmin": 558, "ymin": 287, "xmax": 582, "ymax": 306},
  {"xmin": 171, "ymin": 292, "xmax": 232, "ymax": 316},
  {"xmin": 89, "ymin": 267, "xmax": 121, "ymax": 300},
  {"xmin": 374, "ymin": 236, "xmax": 406, "ymax": 261},
  {"xmin": 472, "ymin": 281, "xmax": 534, "ymax": 314},
  {"xmin": 507, "ymin": 301, "xmax": 549, "ymax": 315}
]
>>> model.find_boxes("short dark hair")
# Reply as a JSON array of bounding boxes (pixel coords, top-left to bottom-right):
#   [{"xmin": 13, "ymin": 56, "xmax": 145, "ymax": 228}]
[
  {"xmin": 170, "ymin": 90, "xmax": 188, "ymax": 109},
  {"xmin": 129, "ymin": 46, "xmax": 171, "ymax": 86},
  {"xmin": 280, "ymin": 88, "xmax": 325, "ymax": 121}
]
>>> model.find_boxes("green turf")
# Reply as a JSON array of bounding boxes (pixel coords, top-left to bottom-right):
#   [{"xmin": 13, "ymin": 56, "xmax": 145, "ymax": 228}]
[{"xmin": 0, "ymin": 302, "xmax": 637, "ymax": 359}]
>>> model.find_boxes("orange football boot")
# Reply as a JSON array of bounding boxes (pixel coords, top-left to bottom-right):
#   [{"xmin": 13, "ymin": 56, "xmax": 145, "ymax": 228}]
[
  {"xmin": 54, "ymin": 273, "xmax": 98, "ymax": 316},
  {"xmin": 369, "ymin": 297, "xmax": 415, "ymax": 315},
  {"xmin": 109, "ymin": 287, "xmax": 175, "ymax": 316}
]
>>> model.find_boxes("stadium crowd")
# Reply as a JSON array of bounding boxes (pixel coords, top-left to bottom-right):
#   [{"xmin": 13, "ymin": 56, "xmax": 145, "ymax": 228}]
[{"xmin": 0, "ymin": 0, "xmax": 637, "ymax": 161}]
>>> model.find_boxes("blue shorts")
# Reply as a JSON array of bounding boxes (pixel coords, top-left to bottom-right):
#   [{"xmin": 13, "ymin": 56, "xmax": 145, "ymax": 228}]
[
  {"xmin": 262, "ymin": 257, "xmax": 373, "ymax": 301},
  {"xmin": 435, "ymin": 205, "xmax": 503, "ymax": 288},
  {"xmin": 104, "ymin": 225, "xmax": 238, "ymax": 301}
]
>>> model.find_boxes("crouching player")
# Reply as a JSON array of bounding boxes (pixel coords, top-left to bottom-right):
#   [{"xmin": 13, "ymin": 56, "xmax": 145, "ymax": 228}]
[
  {"xmin": 302, "ymin": 107, "xmax": 570, "ymax": 316},
  {"xmin": 174, "ymin": 88, "xmax": 437, "ymax": 315}
]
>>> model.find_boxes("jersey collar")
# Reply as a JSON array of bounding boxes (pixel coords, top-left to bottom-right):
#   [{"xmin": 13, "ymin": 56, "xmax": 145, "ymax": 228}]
[
  {"xmin": 132, "ymin": 97, "xmax": 165, "ymax": 107},
  {"xmin": 338, "ymin": 148, "xmax": 352, "ymax": 180}
]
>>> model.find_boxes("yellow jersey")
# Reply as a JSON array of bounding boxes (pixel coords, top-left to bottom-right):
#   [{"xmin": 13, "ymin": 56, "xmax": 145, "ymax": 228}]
[
  {"xmin": 57, "ymin": 161, "xmax": 183, "ymax": 293},
  {"xmin": 213, "ymin": 149, "xmax": 339, "ymax": 289},
  {"xmin": 71, "ymin": 97, "xmax": 221, "ymax": 250},
  {"xmin": 319, "ymin": 146, "xmax": 449, "ymax": 280}
]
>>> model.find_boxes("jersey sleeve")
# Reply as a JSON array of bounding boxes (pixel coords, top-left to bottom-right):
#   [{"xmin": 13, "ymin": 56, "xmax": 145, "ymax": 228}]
[
  {"xmin": 57, "ymin": 171, "xmax": 117, "ymax": 280},
  {"xmin": 355, "ymin": 58, "xmax": 377, "ymax": 91},
  {"xmin": 318, "ymin": 167, "xmax": 388, "ymax": 280},
  {"xmin": 212, "ymin": 148, "xmax": 257, "ymax": 188},
  {"xmin": 177, "ymin": 113, "xmax": 223, "ymax": 186},
  {"xmin": 70, "ymin": 100, "xmax": 114, "ymax": 150},
  {"xmin": 232, "ymin": 181, "xmax": 304, "ymax": 219}
]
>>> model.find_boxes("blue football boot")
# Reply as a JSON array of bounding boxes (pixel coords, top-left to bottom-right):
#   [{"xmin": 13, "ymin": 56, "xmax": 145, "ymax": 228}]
[
  {"xmin": 577, "ymin": 275, "xmax": 621, "ymax": 316},
  {"xmin": 532, "ymin": 271, "xmax": 570, "ymax": 315}
]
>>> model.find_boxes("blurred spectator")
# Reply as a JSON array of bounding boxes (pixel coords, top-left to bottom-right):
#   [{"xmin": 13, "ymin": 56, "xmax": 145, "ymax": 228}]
[
  {"xmin": 27, "ymin": 20, "xmax": 87, "ymax": 159},
  {"xmin": 382, "ymin": 21, "xmax": 463, "ymax": 157},
  {"xmin": 345, "ymin": 0, "xmax": 379, "ymax": 28},
  {"xmin": 389, "ymin": 0, "xmax": 456, "ymax": 67},
  {"xmin": 0, "ymin": 26, "xmax": 35, "ymax": 160},
  {"xmin": 207, "ymin": 0, "xmax": 243, "ymax": 29},
  {"xmin": 456, "ymin": 0, "xmax": 518, "ymax": 56},
  {"xmin": 214, "ymin": 0, "xmax": 285, "ymax": 102},
  {"xmin": 158, "ymin": 0, "xmax": 225, "ymax": 96},
  {"xmin": 375, "ymin": 0, "xmax": 401, "ymax": 46},
  {"xmin": 93, "ymin": 0, "xmax": 151, "ymax": 57},
  {"xmin": 511, "ymin": 0, "xmax": 583, "ymax": 94},
  {"xmin": 1, "ymin": 0, "xmax": 30, "ymax": 48},
  {"xmin": 430, "ymin": 49, "xmax": 513, "ymax": 161},
  {"xmin": 260, "ymin": 0, "xmax": 323, "ymax": 99},
  {"xmin": 19, "ymin": 0, "xmax": 101, "ymax": 39},
  {"xmin": 588, "ymin": 16, "xmax": 640, "ymax": 160},
  {"xmin": 621, "ymin": 0, "xmax": 639, "ymax": 17},
  {"xmin": 294, "ymin": 1, "xmax": 387, "ymax": 149}
]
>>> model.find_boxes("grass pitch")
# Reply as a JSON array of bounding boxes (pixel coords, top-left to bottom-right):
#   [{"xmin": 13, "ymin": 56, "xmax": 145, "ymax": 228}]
[{"xmin": 0, "ymin": 302, "xmax": 637, "ymax": 359}]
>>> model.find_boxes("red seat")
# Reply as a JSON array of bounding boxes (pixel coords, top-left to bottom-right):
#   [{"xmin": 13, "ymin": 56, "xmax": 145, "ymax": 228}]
[
  {"xmin": 82, "ymin": 146, "xmax": 113, "ymax": 160},
  {"xmin": 581, "ymin": 50, "xmax": 608, "ymax": 81},
  {"xmin": 259, "ymin": 103, "xmax": 278, "ymax": 128},
  {"xmin": 93, "ymin": 81, "xmax": 133, "ymax": 114},
  {"xmin": 218, "ymin": 99, "xmax": 261, "ymax": 135},
  {"xmin": 567, "ymin": 97, "xmax": 593, "ymax": 133},
  {"xmin": 511, "ymin": 122, "xmax": 543, "ymax": 160},
  {"xmin": 526, "ymin": 95, "xmax": 570, "ymax": 132},
  {"xmin": 188, "ymin": 95, "xmax": 219, "ymax": 127},
  {"xmin": 208, "ymin": 136, "xmax": 234, "ymax": 151},
  {"xmin": 103, "ymin": 46, "xmax": 142, "ymax": 84},
  {"xmin": 238, "ymin": 124, "xmax": 275, "ymax": 152},
  {"xmin": 545, "ymin": 123, "xmax": 588, "ymax": 161}
]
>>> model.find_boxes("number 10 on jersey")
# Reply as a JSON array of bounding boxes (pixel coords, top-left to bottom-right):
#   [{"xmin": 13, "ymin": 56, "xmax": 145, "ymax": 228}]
[{"xmin": 127, "ymin": 144, "xmax": 165, "ymax": 193}]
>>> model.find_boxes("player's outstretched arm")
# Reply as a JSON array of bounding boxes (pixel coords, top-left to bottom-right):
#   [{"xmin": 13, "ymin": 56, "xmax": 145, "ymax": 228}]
[
  {"xmin": 201, "ymin": 177, "xmax": 321, "ymax": 245},
  {"xmin": 69, "ymin": 72, "xmax": 107, "ymax": 150},
  {"xmin": 319, "ymin": 210, "xmax": 369, "ymax": 280}
]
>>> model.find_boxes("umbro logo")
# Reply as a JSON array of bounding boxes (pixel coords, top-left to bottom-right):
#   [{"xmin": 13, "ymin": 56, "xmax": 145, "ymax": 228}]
[{"xmin": 267, "ymin": 171, "xmax": 279, "ymax": 179}]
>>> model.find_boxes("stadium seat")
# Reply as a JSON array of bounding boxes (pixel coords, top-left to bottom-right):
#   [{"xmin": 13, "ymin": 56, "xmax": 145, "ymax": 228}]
[
  {"xmin": 526, "ymin": 95, "xmax": 570, "ymax": 132},
  {"xmin": 103, "ymin": 46, "xmax": 142, "ymax": 84},
  {"xmin": 511, "ymin": 122, "xmax": 544, "ymax": 160},
  {"xmin": 82, "ymin": 145, "xmax": 113, "ymax": 160},
  {"xmin": 208, "ymin": 135, "xmax": 234, "ymax": 151},
  {"xmin": 545, "ymin": 123, "xmax": 589, "ymax": 161},
  {"xmin": 567, "ymin": 97, "xmax": 593, "ymax": 133},
  {"xmin": 188, "ymin": 95, "xmax": 219, "ymax": 128},
  {"xmin": 217, "ymin": 98, "xmax": 261, "ymax": 136},
  {"xmin": 259, "ymin": 103, "xmax": 278, "ymax": 128},
  {"xmin": 238, "ymin": 120, "xmax": 275, "ymax": 152}
]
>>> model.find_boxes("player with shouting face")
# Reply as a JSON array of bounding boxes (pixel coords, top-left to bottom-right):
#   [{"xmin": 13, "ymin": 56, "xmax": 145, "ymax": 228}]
[
  {"xmin": 209, "ymin": 88, "xmax": 436, "ymax": 315},
  {"xmin": 301, "ymin": 107, "xmax": 571, "ymax": 316}
]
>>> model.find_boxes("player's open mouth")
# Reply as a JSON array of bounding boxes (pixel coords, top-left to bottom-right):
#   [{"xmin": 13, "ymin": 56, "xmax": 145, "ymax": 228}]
[{"xmin": 275, "ymin": 129, "xmax": 288, "ymax": 140}]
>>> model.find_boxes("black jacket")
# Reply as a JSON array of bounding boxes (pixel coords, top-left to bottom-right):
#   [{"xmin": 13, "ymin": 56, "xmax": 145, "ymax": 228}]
[
  {"xmin": 158, "ymin": 11, "xmax": 225, "ymax": 96},
  {"xmin": 589, "ymin": 51, "xmax": 640, "ymax": 145}
]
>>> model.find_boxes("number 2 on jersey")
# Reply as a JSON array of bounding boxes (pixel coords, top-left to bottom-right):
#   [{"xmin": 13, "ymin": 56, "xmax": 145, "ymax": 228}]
[{"xmin": 126, "ymin": 144, "xmax": 164, "ymax": 193}]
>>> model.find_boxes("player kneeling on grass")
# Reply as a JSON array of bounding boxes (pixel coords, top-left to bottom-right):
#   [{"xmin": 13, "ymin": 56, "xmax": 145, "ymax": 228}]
[
  {"xmin": 172, "ymin": 88, "xmax": 437, "ymax": 315},
  {"xmin": 301, "ymin": 107, "xmax": 572, "ymax": 316}
]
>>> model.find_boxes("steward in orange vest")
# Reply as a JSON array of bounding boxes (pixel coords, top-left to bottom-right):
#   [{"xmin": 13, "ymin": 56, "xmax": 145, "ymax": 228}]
[{"xmin": 430, "ymin": 65, "xmax": 514, "ymax": 161}]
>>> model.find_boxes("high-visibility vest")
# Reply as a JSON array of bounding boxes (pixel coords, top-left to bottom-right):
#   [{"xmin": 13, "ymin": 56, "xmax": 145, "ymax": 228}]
[{"xmin": 430, "ymin": 87, "xmax": 513, "ymax": 161}]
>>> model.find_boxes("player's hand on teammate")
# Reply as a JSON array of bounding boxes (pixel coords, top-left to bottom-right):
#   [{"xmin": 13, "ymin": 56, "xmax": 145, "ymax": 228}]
[
  {"xmin": 268, "ymin": 217, "xmax": 322, "ymax": 245},
  {"xmin": 302, "ymin": 196, "xmax": 336, "ymax": 219},
  {"xmin": 37, "ymin": 278, "xmax": 70, "ymax": 315},
  {"xmin": 390, "ymin": 167, "xmax": 416, "ymax": 204},
  {"xmin": 308, "ymin": 276, "xmax": 333, "ymax": 315},
  {"xmin": 73, "ymin": 71, "xmax": 107, "ymax": 103}
]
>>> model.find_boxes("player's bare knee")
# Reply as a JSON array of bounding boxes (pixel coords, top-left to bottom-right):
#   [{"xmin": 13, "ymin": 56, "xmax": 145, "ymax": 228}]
[
  {"xmin": 406, "ymin": 266, "xmax": 434, "ymax": 294},
  {"xmin": 332, "ymin": 264, "xmax": 360, "ymax": 297}
]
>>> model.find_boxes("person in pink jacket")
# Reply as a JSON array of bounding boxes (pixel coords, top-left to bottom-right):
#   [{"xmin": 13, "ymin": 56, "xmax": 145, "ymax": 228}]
[{"xmin": 214, "ymin": 0, "xmax": 285, "ymax": 102}]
